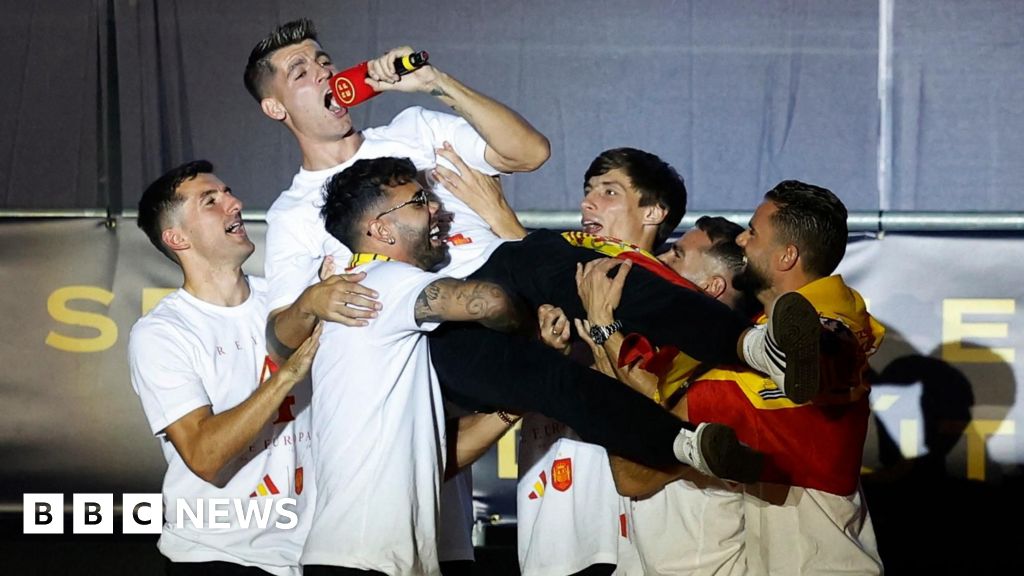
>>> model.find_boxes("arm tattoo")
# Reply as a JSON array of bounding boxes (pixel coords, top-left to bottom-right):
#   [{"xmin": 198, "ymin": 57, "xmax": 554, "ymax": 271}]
[
  {"xmin": 415, "ymin": 278, "xmax": 520, "ymax": 331},
  {"xmin": 415, "ymin": 282, "xmax": 446, "ymax": 323},
  {"xmin": 427, "ymin": 86, "xmax": 467, "ymax": 118}
]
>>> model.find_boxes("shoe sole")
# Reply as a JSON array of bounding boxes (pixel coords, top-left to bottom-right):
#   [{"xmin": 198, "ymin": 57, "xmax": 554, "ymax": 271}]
[
  {"xmin": 772, "ymin": 292, "xmax": 821, "ymax": 404},
  {"xmin": 700, "ymin": 423, "xmax": 764, "ymax": 484}
]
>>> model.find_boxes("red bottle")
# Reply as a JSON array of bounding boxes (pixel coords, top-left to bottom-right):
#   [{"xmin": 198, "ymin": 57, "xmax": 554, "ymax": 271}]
[{"xmin": 329, "ymin": 51, "xmax": 429, "ymax": 108}]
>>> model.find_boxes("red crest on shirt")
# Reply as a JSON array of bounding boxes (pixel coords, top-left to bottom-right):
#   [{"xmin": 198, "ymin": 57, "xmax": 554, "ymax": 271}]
[
  {"xmin": 552, "ymin": 458, "xmax": 573, "ymax": 492},
  {"xmin": 260, "ymin": 355, "xmax": 278, "ymax": 384},
  {"xmin": 295, "ymin": 467, "xmax": 304, "ymax": 495},
  {"xmin": 446, "ymin": 233, "xmax": 473, "ymax": 246}
]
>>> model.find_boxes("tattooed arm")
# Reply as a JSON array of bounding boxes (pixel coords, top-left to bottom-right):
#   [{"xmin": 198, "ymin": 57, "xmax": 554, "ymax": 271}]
[{"xmin": 414, "ymin": 278, "xmax": 524, "ymax": 332}]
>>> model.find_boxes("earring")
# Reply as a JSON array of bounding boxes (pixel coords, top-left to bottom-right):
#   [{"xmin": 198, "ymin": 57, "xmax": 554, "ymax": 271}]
[{"xmin": 388, "ymin": 238, "xmax": 395, "ymax": 245}]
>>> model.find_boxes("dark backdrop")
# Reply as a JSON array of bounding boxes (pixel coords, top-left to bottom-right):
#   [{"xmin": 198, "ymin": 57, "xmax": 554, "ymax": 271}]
[{"xmin": 2, "ymin": 0, "xmax": 1022, "ymax": 214}]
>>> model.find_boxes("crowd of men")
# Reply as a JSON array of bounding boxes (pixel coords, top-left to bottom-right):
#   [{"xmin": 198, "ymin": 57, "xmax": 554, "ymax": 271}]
[{"xmin": 129, "ymin": 18, "xmax": 885, "ymax": 576}]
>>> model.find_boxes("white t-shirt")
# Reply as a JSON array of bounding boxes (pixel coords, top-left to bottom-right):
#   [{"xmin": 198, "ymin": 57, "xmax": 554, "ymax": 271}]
[
  {"xmin": 438, "ymin": 397, "xmax": 476, "ymax": 564},
  {"xmin": 438, "ymin": 468, "xmax": 476, "ymax": 563},
  {"xmin": 743, "ymin": 484, "xmax": 882, "ymax": 575},
  {"xmin": 264, "ymin": 106, "xmax": 506, "ymax": 315},
  {"xmin": 128, "ymin": 277, "xmax": 314, "ymax": 576},
  {"xmin": 517, "ymin": 415, "xmax": 643, "ymax": 576},
  {"xmin": 630, "ymin": 478, "xmax": 746, "ymax": 576},
  {"xmin": 301, "ymin": 260, "xmax": 448, "ymax": 575}
]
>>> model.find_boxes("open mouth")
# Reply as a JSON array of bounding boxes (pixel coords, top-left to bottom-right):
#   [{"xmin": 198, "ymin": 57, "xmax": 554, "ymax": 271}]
[
  {"xmin": 581, "ymin": 219, "xmax": 603, "ymax": 235},
  {"xmin": 225, "ymin": 219, "xmax": 245, "ymax": 236},
  {"xmin": 429, "ymin": 221, "xmax": 450, "ymax": 246},
  {"xmin": 324, "ymin": 91, "xmax": 346, "ymax": 115}
]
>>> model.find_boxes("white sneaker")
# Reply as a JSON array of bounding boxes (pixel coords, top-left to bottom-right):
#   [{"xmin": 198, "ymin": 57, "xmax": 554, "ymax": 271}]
[{"xmin": 674, "ymin": 422, "xmax": 764, "ymax": 483}]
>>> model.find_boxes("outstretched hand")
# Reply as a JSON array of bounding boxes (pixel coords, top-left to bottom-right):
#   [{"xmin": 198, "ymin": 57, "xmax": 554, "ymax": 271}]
[{"xmin": 307, "ymin": 270, "xmax": 381, "ymax": 327}]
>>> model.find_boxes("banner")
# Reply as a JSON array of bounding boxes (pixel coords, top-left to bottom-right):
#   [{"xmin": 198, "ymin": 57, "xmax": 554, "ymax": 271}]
[{"xmin": 2, "ymin": 220, "xmax": 1022, "ymax": 523}]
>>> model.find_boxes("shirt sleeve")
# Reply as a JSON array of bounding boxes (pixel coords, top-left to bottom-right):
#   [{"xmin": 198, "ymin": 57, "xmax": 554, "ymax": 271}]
[
  {"xmin": 264, "ymin": 206, "xmax": 324, "ymax": 314},
  {"xmin": 403, "ymin": 107, "xmax": 502, "ymax": 176},
  {"xmin": 128, "ymin": 320, "xmax": 211, "ymax": 436}
]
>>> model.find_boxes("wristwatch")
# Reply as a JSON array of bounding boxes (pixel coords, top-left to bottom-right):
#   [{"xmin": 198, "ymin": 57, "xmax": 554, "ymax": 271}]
[{"xmin": 588, "ymin": 319, "xmax": 623, "ymax": 346}]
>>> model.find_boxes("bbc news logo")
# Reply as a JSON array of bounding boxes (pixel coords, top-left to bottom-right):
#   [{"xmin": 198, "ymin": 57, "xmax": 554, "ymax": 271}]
[{"xmin": 23, "ymin": 494, "xmax": 298, "ymax": 534}]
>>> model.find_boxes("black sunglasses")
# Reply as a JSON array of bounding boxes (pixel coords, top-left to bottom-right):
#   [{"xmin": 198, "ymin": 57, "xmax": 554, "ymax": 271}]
[{"xmin": 374, "ymin": 188, "xmax": 429, "ymax": 220}]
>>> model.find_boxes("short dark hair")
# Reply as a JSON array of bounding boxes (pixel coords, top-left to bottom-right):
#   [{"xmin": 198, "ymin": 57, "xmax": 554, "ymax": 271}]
[
  {"xmin": 694, "ymin": 215, "xmax": 762, "ymax": 318},
  {"xmin": 137, "ymin": 160, "xmax": 214, "ymax": 262},
  {"xmin": 764, "ymin": 180, "xmax": 848, "ymax": 277},
  {"xmin": 583, "ymin": 148, "xmax": 686, "ymax": 246},
  {"xmin": 244, "ymin": 19, "xmax": 319, "ymax": 102},
  {"xmin": 694, "ymin": 216, "xmax": 745, "ymax": 276},
  {"xmin": 321, "ymin": 157, "xmax": 419, "ymax": 251}
]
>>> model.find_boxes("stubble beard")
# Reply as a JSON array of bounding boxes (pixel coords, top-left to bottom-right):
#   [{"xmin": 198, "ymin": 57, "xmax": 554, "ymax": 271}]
[
  {"xmin": 733, "ymin": 261, "xmax": 770, "ymax": 296},
  {"xmin": 397, "ymin": 221, "xmax": 447, "ymax": 271}
]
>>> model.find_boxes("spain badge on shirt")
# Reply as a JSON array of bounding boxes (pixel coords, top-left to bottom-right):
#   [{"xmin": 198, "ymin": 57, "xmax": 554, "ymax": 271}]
[{"xmin": 552, "ymin": 458, "xmax": 573, "ymax": 492}]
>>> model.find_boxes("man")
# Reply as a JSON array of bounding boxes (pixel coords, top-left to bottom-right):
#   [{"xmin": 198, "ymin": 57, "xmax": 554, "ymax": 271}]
[
  {"xmin": 301, "ymin": 157, "xmax": 524, "ymax": 575},
  {"xmin": 243, "ymin": 18, "xmax": 548, "ymax": 355},
  {"xmin": 128, "ymin": 161, "xmax": 319, "ymax": 575},
  {"xmin": 658, "ymin": 215, "xmax": 759, "ymax": 318},
  {"xmin": 589, "ymin": 182, "xmax": 884, "ymax": 575},
  {"xmin": 517, "ymin": 147, "xmax": 686, "ymax": 576},
  {"xmin": 721, "ymin": 181, "xmax": 883, "ymax": 575}
]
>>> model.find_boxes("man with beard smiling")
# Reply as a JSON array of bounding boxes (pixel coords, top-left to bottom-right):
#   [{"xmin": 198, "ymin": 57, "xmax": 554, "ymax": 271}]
[
  {"xmin": 302, "ymin": 158, "xmax": 525, "ymax": 576},
  {"xmin": 591, "ymin": 181, "xmax": 885, "ymax": 575},
  {"xmin": 690, "ymin": 182, "xmax": 885, "ymax": 575}
]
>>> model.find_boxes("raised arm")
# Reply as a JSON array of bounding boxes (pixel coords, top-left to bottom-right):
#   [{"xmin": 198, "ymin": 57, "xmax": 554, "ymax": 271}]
[
  {"xmin": 165, "ymin": 325, "xmax": 321, "ymax": 487},
  {"xmin": 414, "ymin": 277, "xmax": 524, "ymax": 332},
  {"xmin": 366, "ymin": 47, "xmax": 550, "ymax": 173}
]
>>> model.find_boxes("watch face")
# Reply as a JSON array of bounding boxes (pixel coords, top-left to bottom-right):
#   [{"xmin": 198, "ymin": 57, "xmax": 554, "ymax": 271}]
[{"xmin": 589, "ymin": 325, "xmax": 606, "ymax": 344}]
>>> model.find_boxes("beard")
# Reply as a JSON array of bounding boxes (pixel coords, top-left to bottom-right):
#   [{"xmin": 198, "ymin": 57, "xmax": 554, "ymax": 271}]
[
  {"xmin": 418, "ymin": 241, "xmax": 449, "ymax": 272},
  {"xmin": 733, "ymin": 260, "xmax": 771, "ymax": 296},
  {"xmin": 397, "ymin": 221, "xmax": 449, "ymax": 271}
]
